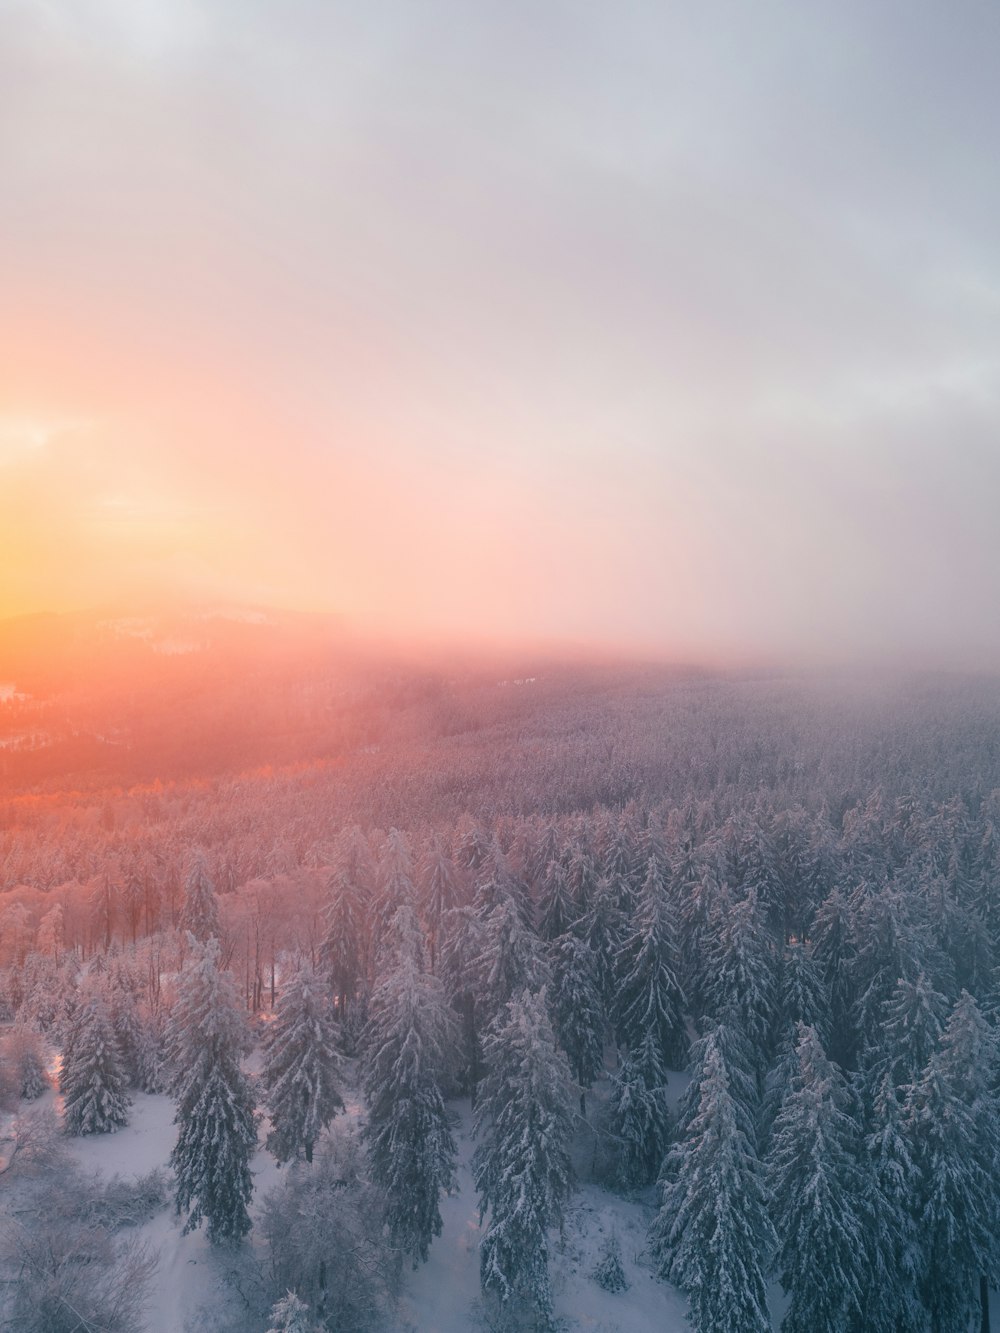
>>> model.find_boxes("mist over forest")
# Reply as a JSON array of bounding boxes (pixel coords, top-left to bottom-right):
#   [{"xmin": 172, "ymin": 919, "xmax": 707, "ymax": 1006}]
[{"xmin": 3, "ymin": 614, "xmax": 1000, "ymax": 1330}]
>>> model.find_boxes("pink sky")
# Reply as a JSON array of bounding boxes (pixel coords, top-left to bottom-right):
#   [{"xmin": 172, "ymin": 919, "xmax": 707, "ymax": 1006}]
[{"xmin": 2, "ymin": 1, "xmax": 999, "ymax": 665}]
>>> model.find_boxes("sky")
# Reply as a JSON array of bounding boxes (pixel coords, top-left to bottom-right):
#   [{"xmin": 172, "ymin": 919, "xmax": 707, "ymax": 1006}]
[{"xmin": 2, "ymin": 0, "xmax": 999, "ymax": 666}]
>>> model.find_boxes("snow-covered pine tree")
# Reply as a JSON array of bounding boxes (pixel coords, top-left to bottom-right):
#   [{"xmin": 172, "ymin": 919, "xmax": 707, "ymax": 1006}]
[
  {"xmin": 419, "ymin": 831, "xmax": 461, "ymax": 971},
  {"xmin": 179, "ymin": 849, "xmax": 221, "ymax": 943},
  {"xmin": 766, "ymin": 1023, "xmax": 865, "ymax": 1333},
  {"xmin": 476, "ymin": 894, "xmax": 549, "ymax": 1030},
  {"xmin": 864, "ymin": 971, "xmax": 947, "ymax": 1099},
  {"xmin": 579, "ymin": 874, "xmax": 624, "ymax": 1010},
  {"xmin": 136, "ymin": 1003, "xmax": 168, "ymax": 1093},
  {"xmin": 548, "ymin": 932, "xmax": 604, "ymax": 1112},
  {"xmin": 856, "ymin": 1074, "xmax": 923, "ymax": 1333},
  {"xmin": 168, "ymin": 935, "xmax": 257, "ymax": 1242},
  {"xmin": 608, "ymin": 1028, "xmax": 671, "ymax": 1189},
  {"xmin": 649, "ymin": 1029, "xmax": 773, "ymax": 1333},
  {"xmin": 903, "ymin": 991, "xmax": 998, "ymax": 1333},
  {"xmin": 60, "ymin": 983, "xmax": 130, "ymax": 1135},
  {"xmin": 705, "ymin": 888, "xmax": 777, "ymax": 1080},
  {"xmin": 613, "ymin": 859, "xmax": 688, "ymax": 1068},
  {"xmin": 266, "ymin": 1291, "xmax": 318, "ymax": 1333},
  {"xmin": 363, "ymin": 905, "xmax": 457, "ymax": 1265},
  {"xmin": 372, "ymin": 828, "xmax": 417, "ymax": 954},
  {"xmin": 262, "ymin": 956, "xmax": 343, "ymax": 1165},
  {"xmin": 439, "ymin": 904, "xmax": 486, "ymax": 1096},
  {"xmin": 474, "ymin": 988, "xmax": 574, "ymax": 1329},
  {"xmin": 674, "ymin": 1020, "xmax": 759, "ymax": 1146},
  {"xmin": 537, "ymin": 860, "xmax": 578, "ymax": 942},
  {"xmin": 320, "ymin": 861, "xmax": 366, "ymax": 1020},
  {"xmin": 810, "ymin": 887, "xmax": 858, "ymax": 1067}
]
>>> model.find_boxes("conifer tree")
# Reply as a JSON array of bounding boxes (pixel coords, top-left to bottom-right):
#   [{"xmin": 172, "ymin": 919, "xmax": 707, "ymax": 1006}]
[
  {"xmin": 904, "ymin": 992, "xmax": 997, "ymax": 1333},
  {"xmin": 3, "ymin": 1025, "xmax": 47, "ymax": 1100},
  {"xmin": 614, "ymin": 861, "xmax": 688, "ymax": 1067},
  {"xmin": 474, "ymin": 988, "xmax": 574, "ymax": 1329},
  {"xmin": 476, "ymin": 895, "xmax": 549, "ymax": 1030},
  {"xmin": 179, "ymin": 850, "xmax": 221, "ymax": 943},
  {"xmin": 262, "ymin": 957, "xmax": 343, "ymax": 1165},
  {"xmin": 168, "ymin": 936, "xmax": 257, "ymax": 1242},
  {"xmin": 320, "ymin": 861, "xmax": 366, "ymax": 1019},
  {"xmin": 705, "ymin": 889, "xmax": 777, "ymax": 1078},
  {"xmin": 549, "ymin": 932, "xmax": 604, "ymax": 1112},
  {"xmin": 608, "ymin": 1029, "xmax": 671, "ymax": 1188},
  {"xmin": 767, "ymin": 1023, "xmax": 865, "ymax": 1333},
  {"xmin": 419, "ymin": 832, "xmax": 461, "ymax": 970},
  {"xmin": 650, "ymin": 1030, "xmax": 773, "ymax": 1333},
  {"xmin": 580, "ymin": 874, "xmax": 624, "ymax": 1010},
  {"xmin": 856, "ymin": 1074, "xmax": 923, "ymax": 1333},
  {"xmin": 266, "ymin": 1292, "xmax": 318, "ymax": 1333},
  {"xmin": 363, "ymin": 906, "xmax": 457, "ymax": 1265},
  {"xmin": 61, "ymin": 984, "xmax": 130, "ymax": 1135},
  {"xmin": 537, "ymin": 861, "xmax": 578, "ymax": 942}
]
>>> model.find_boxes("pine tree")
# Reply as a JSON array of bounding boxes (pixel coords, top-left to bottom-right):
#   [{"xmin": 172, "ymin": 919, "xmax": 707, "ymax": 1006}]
[
  {"xmin": 608, "ymin": 1029, "xmax": 671, "ymax": 1189},
  {"xmin": 614, "ymin": 860, "xmax": 688, "ymax": 1068},
  {"xmin": 168, "ymin": 936, "xmax": 257, "ymax": 1243},
  {"xmin": 767, "ymin": 1023, "xmax": 865, "ymax": 1332},
  {"xmin": 865, "ymin": 971, "xmax": 947, "ymax": 1097},
  {"xmin": 179, "ymin": 850, "xmax": 221, "ymax": 943},
  {"xmin": 136, "ymin": 1004, "xmax": 168, "ymax": 1094},
  {"xmin": 60, "ymin": 984, "xmax": 130, "ymax": 1135},
  {"xmin": 650, "ymin": 1030, "xmax": 773, "ymax": 1333},
  {"xmin": 705, "ymin": 890, "xmax": 777, "ymax": 1078},
  {"xmin": 474, "ymin": 988, "xmax": 574, "ymax": 1329},
  {"xmin": 549, "ymin": 932, "xmax": 604, "ymax": 1112},
  {"xmin": 320, "ymin": 862, "xmax": 366, "ymax": 1017},
  {"xmin": 856, "ymin": 1074, "xmax": 923, "ymax": 1333},
  {"xmin": 363, "ymin": 906, "xmax": 457, "ymax": 1265},
  {"xmin": 419, "ymin": 832, "xmax": 461, "ymax": 970},
  {"xmin": 262, "ymin": 957, "xmax": 343, "ymax": 1165},
  {"xmin": 4, "ymin": 1025, "xmax": 47, "ymax": 1100},
  {"xmin": 579, "ymin": 874, "xmax": 624, "ymax": 1010},
  {"xmin": 266, "ymin": 1291, "xmax": 317, "ymax": 1333},
  {"xmin": 476, "ymin": 895, "xmax": 549, "ymax": 1030},
  {"xmin": 537, "ymin": 861, "xmax": 578, "ymax": 942},
  {"xmin": 904, "ymin": 993, "xmax": 997, "ymax": 1333}
]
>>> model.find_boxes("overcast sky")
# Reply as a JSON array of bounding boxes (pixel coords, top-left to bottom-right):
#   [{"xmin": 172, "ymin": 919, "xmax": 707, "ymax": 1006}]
[{"xmin": 2, "ymin": 0, "xmax": 999, "ymax": 665}]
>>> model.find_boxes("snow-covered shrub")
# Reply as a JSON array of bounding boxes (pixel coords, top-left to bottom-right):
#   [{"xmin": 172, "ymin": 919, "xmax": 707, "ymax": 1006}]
[{"xmin": 591, "ymin": 1231, "xmax": 628, "ymax": 1292}]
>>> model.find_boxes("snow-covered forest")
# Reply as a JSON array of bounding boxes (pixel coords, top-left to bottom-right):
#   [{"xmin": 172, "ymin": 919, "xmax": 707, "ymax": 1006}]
[{"xmin": 4, "ymin": 665, "xmax": 1000, "ymax": 1331}]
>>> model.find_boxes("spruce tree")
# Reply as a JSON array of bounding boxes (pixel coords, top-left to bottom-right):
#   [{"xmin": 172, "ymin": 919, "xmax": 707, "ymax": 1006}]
[
  {"xmin": 266, "ymin": 1292, "xmax": 317, "ymax": 1333},
  {"xmin": 548, "ymin": 932, "xmax": 604, "ymax": 1112},
  {"xmin": 476, "ymin": 895, "xmax": 549, "ymax": 1029},
  {"xmin": 262, "ymin": 957, "xmax": 343, "ymax": 1165},
  {"xmin": 60, "ymin": 984, "xmax": 130, "ymax": 1135},
  {"xmin": 179, "ymin": 850, "xmax": 221, "ymax": 943},
  {"xmin": 904, "ymin": 993, "xmax": 997, "ymax": 1333},
  {"xmin": 705, "ymin": 889, "xmax": 777, "ymax": 1079},
  {"xmin": 650, "ymin": 1030, "xmax": 773, "ymax": 1333},
  {"xmin": 608, "ymin": 1029, "xmax": 671, "ymax": 1188},
  {"xmin": 320, "ymin": 862, "xmax": 366, "ymax": 1017},
  {"xmin": 614, "ymin": 860, "xmax": 688, "ymax": 1068},
  {"xmin": 168, "ymin": 936, "xmax": 257, "ymax": 1243},
  {"xmin": 363, "ymin": 906, "xmax": 457, "ymax": 1265},
  {"xmin": 474, "ymin": 988, "xmax": 574, "ymax": 1329},
  {"xmin": 767, "ymin": 1023, "xmax": 865, "ymax": 1333}
]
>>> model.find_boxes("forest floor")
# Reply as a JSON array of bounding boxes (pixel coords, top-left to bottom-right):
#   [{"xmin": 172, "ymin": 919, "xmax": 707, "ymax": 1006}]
[{"xmin": 6, "ymin": 1068, "xmax": 1000, "ymax": 1331}]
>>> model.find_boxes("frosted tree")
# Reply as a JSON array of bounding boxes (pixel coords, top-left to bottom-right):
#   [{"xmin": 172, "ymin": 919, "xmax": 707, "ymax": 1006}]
[
  {"xmin": 439, "ymin": 904, "xmax": 486, "ymax": 1095},
  {"xmin": 705, "ymin": 889, "xmax": 777, "ymax": 1080},
  {"xmin": 475, "ymin": 840, "xmax": 533, "ymax": 925},
  {"xmin": 676, "ymin": 1021, "xmax": 759, "ymax": 1148},
  {"xmin": 767, "ymin": 1023, "xmax": 865, "ymax": 1333},
  {"xmin": 363, "ymin": 906, "xmax": 457, "ymax": 1265},
  {"xmin": 320, "ymin": 862, "xmax": 366, "ymax": 1018},
  {"xmin": 650, "ymin": 1030, "xmax": 773, "ymax": 1333},
  {"xmin": 3, "ymin": 1026, "xmax": 47, "ymax": 1100},
  {"xmin": 857, "ymin": 1074, "xmax": 923, "ymax": 1333},
  {"xmin": 262, "ymin": 957, "xmax": 343, "ymax": 1165},
  {"xmin": 60, "ymin": 984, "xmax": 130, "ymax": 1135},
  {"xmin": 474, "ymin": 988, "xmax": 574, "ymax": 1329},
  {"xmin": 548, "ymin": 932, "xmax": 604, "ymax": 1113},
  {"xmin": 136, "ymin": 1004, "xmax": 168, "ymax": 1094},
  {"xmin": 864, "ymin": 971, "xmax": 946, "ymax": 1097},
  {"xmin": 614, "ymin": 860, "xmax": 688, "ymax": 1068},
  {"xmin": 580, "ymin": 874, "xmax": 624, "ymax": 1009},
  {"xmin": 903, "ymin": 992, "xmax": 998, "ymax": 1333},
  {"xmin": 537, "ymin": 861, "xmax": 578, "ymax": 942},
  {"xmin": 777, "ymin": 941, "xmax": 830, "ymax": 1046},
  {"xmin": 476, "ymin": 895, "xmax": 549, "ymax": 1030},
  {"xmin": 372, "ymin": 828, "xmax": 417, "ymax": 953},
  {"xmin": 168, "ymin": 935, "xmax": 257, "ymax": 1242},
  {"xmin": 608, "ymin": 1029, "xmax": 671, "ymax": 1188},
  {"xmin": 810, "ymin": 887, "xmax": 858, "ymax": 1066},
  {"xmin": 419, "ymin": 832, "xmax": 461, "ymax": 970},
  {"xmin": 266, "ymin": 1292, "xmax": 318, "ymax": 1333},
  {"xmin": 179, "ymin": 849, "xmax": 220, "ymax": 943}
]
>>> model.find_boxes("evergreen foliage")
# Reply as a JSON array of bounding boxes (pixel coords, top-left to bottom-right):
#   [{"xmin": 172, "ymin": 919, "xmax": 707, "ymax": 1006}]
[
  {"xmin": 168, "ymin": 936, "xmax": 257, "ymax": 1243},
  {"xmin": 262, "ymin": 957, "xmax": 343, "ymax": 1165},
  {"xmin": 61, "ymin": 984, "xmax": 130, "ymax": 1135}
]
